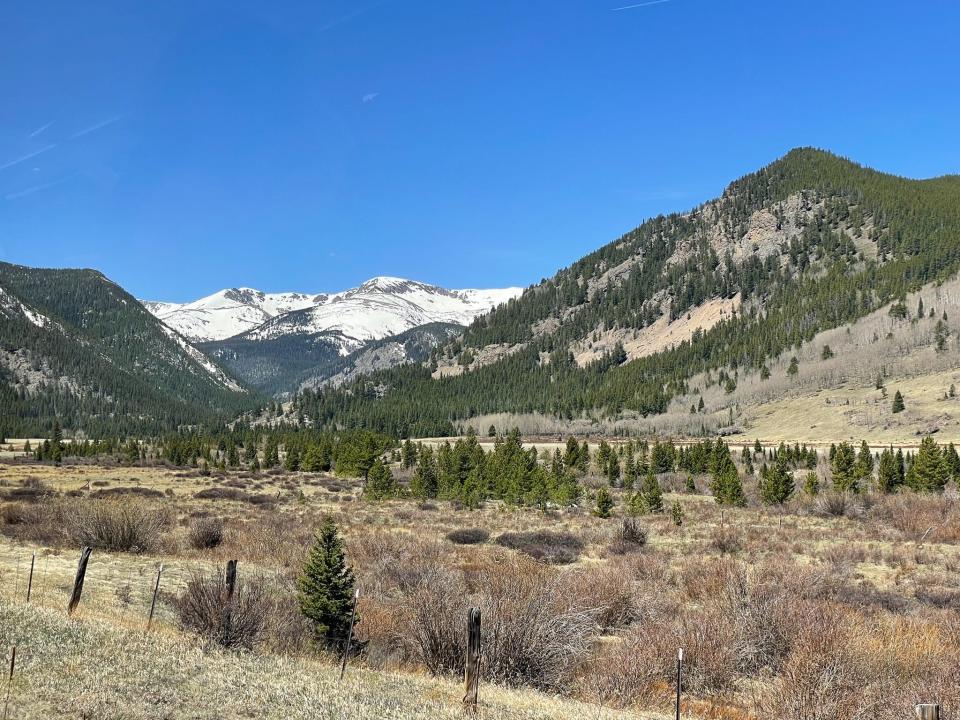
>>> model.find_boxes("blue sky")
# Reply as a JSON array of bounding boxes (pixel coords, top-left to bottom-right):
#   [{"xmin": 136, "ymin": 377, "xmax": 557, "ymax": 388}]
[{"xmin": 1, "ymin": 1, "xmax": 958, "ymax": 301}]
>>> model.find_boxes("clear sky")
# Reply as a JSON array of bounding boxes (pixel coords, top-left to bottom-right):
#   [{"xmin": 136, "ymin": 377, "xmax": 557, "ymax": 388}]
[{"xmin": 1, "ymin": 1, "xmax": 958, "ymax": 302}]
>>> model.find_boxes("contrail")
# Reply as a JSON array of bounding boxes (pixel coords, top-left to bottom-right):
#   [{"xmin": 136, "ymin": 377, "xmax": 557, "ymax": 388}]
[
  {"xmin": 4, "ymin": 176, "xmax": 71, "ymax": 201},
  {"xmin": 611, "ymin": 0, "xmax": 672, "ymax": 10},
  {"xmin": 29, "ymin": 121, "xmax": 54, "ymax": 138},
  {"xmin": 0, "ymin": 144, "xmax": 57, "ymax": 172},
  {"xmin": 68, "ymin": 115, "xmax": 121, "ymax": 140}
]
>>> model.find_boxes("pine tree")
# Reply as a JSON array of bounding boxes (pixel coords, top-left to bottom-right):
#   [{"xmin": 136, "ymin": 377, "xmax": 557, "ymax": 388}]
[
  {"xmin": 639, "ymin": 468, "xmax": 664, "ymax": 513},
  {"xmin": 671, "ymin": 500, "xmax": 684, "ymax": 527},
  {"xmin": 711, "ymin": 453, "xmax": 746, "ymax": 507},
  {"xmin": 855, "ymin": 440, "xmax": 874, "ymax": 483},
  {"xmin": 876, "ymin": 448, "xmax": 901, "ymax": 494},
  {"xmin": 787, "ymin": 356, "xmax": 799, "ymax": 377},
  {"xmin": 892, "ymin": 390, "xmax": 905, "ymax": 413},
  {"xmin": 831, "ymin": 442, "xmax": 858, "ymax": 492},
  {"xmin": 364, "ymin": 459, "xmax": 396, "ymax": 499},
  {"xmin": 401, "ymin": 439, "xmax": 417, "ymax": 469},
  {"xmin": 50, "ymin": 419, "xmax": 63, "ymax": 465},
  {"xmin": 606, "ymin": 456, "xmax": 621, "ymax": 487},
  {"xmin": 759, "ymin": 458, "xmax": 794, "ymax": 505},
  {"xmin": 410, "ymin": 447, "xmax": 438, "ymax": 498},
  {"xmin": 906, "ymin": 436, "xmax": 948, "ymax": 493},
  {"xmin": 594, "ymin": 487, "xmax": 614, "ymax": 518},
  {"xmin": 685, "ymin": 475, "xmax": 697, "ymax": 493},
  {"xmin": 297, "ymin": 517, "xmax": 357, "ymax": 649},
  {"xmin": 803, "ymin": 472, "xmax": 819, "ymax": 496}
]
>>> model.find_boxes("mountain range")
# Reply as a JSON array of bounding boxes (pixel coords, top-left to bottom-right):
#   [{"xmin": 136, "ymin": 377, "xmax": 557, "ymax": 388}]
[
  {"xmin": 6, "ymin": 148, "xmax": 960, "ymax": 439},
  {"xmin": 143, "ymin": 277, "xmax": 522, "ymax": 396}
]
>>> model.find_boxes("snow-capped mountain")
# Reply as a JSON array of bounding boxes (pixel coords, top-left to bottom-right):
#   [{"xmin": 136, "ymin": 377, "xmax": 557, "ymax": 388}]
[
  {"xmin": 144, "ymin": 277, "xmax": 522, "ymax": 346},
  {"xmin": 243, "ymin": 277, "xmax": 521, "ymax": 350},
  {"xmin": 142, "ymin": 288, "xmax": 321, "ymax": 342}
]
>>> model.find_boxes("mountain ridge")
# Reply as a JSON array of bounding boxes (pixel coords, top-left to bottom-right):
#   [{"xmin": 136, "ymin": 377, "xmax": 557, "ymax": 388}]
[
  {"xmin": 293, "ymin": 148, "xmax": 960, "ymax": 437},
  {"xmin": 144, "ymin": 276, "xmax": 523, "ymax": 343}
]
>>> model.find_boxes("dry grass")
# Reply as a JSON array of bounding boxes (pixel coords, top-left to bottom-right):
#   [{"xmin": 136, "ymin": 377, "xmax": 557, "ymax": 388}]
[{"xmin": 1, "ymin": 459, "xmax": 959, "ymax": 718}]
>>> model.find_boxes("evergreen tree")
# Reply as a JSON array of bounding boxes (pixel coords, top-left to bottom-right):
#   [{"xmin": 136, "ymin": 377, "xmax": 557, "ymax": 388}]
[
  {"xmin": 594, "ymin": 487, "xmax": 614, "ymax": 518},
  {"xmin": 831, "ymin": 442, "xmax": 858, "ymax": 492},
  {"xmin": 685, "ymin": 475, "xmax": 697, "ymax": 494},
  {"xmin": 803, "ymin": 472, "xmax": 819, "ymax": 496},
  {"xmin": 364, "ymin": 459, "xmax": 396, "ymax": 499},
  {"xmin": 50, "ymin": 419, "xmax": 63, "ymax": 465},
  {"xmin": 410, "ymin": 446, "xmax": 438, "ymax": 498},
  {"xmin": 892, "ymin": 390, "xmax": 905, "ymax": 414},
  {"xmin": 855, "ymin": 440, "xmax": 874, "ymax": 483},
  {"xmin": 876, "ymin": 447, "xmax": 901, "ymax": 494},
  {"xmin": 639, "ymin": 468, "xmax": 664, "ymax": 514},
  {"xmin": 297, "ymin": 517, "xmax": 357, "ymax": 649},
  {"xmin": 787, "ymin": 356, "xmax": 799, "ymax": 377},
  {"xmin": 401, "ymin": 439, "xmax": 417, "ymax": 469},
  {"xmin": 710, "ymin": 450, "xmax": 746, "ymax": 507},
  {"xmin": 906, "ymin": 436, "xmax": 948, "ymax": 493},
  {"xmin": 759, "ymin": 457, "xmax": 794, "ymax": 505},
  {"xmin": 671, "ymin": 500, "xmax": 684, "ymax": 527}
]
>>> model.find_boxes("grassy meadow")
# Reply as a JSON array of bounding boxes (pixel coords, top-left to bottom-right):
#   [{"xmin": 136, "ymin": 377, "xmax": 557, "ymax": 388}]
[{"xmin": 1, "ymin": 446, "xmax": 959, "ymax": 719}]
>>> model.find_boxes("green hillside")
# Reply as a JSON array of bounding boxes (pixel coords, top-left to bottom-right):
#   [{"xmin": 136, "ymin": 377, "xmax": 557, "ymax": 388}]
[
  {"xmin": 0, "ymin": 262, "xmax": 257, "ymax": 436},
  {"xmin": 296, "ymin": 149, "xmax": 960, "ymax": 436}
]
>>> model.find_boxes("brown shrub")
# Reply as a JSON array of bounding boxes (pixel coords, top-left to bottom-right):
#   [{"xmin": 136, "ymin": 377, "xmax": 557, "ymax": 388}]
[
  {"xmin": 189, "ymin": 517, "xmax": 225, "ymax": 550},
  {"xmin": 561, "ymin": 563, "xmax": 637, "ymax": 630},
  {"xmin": 2, "ymin": 478, "xmax": 54, "ymax": 502},
  {"xmin": 445, "ymin": 527, "xmax": 489, "ymax": 545},
  {"xmin": 393, "ymin": 553, "xmax": 596, "ymax": 691},
  {"xmin": 606, "ymin": 517, "xmax": 648, "ymax": 555},
  {"xmin": 494, "ymin": 529, "xmax": 584, "ymax": 564},
  {"xmin": 64, "ymin": 498, "xmax": 172, "ymax": 553},
  {"xmin": 173, "ymin": 567, "xmax": 270, "ymax": 650}
]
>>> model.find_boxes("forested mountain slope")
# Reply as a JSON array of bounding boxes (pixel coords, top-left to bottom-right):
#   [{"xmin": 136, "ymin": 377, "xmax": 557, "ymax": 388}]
[
  {"xmin": 0, "ymin": 262, "xmax": 256, "ymax": 436},
  {"xmin": 297, "ymin": 149, "xmax": 960, "ymax": 437}
]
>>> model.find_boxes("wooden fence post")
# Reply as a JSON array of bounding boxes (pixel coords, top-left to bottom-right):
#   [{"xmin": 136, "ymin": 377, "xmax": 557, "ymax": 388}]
[
  {"xmin": 339, "ymin": 588, "xmax": 360, "ymax": 681},
  {"xmin": 2, "ymin": 646, "xmax": 15, "ymax": 720},
  {"xmin": 221, "ymin": 560, "xmax": 238, "ymax": 645},
  {"xmin": 147, "ymin": 563, "xmax": 163, "ymax": 631},
  {"xmin": 463, "ymin": 607, "xmax": 481, "ymax": 707},
  {"xmin": 67, "ymin": 547, "xmax": 92, "ymax": 616},
  {"xmin": 915, "ymin": 705, "xmax": 940, "ymax": 720},
  {"xmin": 26, "ymin": 553, "xmax": 35, "ymax": 603}
]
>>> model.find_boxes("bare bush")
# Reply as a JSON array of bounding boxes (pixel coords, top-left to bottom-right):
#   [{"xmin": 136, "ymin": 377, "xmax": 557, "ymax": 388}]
[
  {"xmin": 189, "ymin": 517, "xmax": 225, "ymax": 549},
  {"xmin": 607, "ymin": 517, "xmax": 648, "ymax": 555},
  {"xmin": 64, "ymin": 498, "xmax": 172, "ymax": 553},
  {"xmin": 494, "ymin": 529, "xmax": 584, "ymax": 564},
  {"xmin": 445, "ymin": 527, "xmax": 489, "ymax": 545},
  {"xmin": 174, "ymin": 567, "xmax": 270, "ymax": 650},
  {"xmin": 395, "ymin": 554, "xmax": 596, "ymax": 691}
]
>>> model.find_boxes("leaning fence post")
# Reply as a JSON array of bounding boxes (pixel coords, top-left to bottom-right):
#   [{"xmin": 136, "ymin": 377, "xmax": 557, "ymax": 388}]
[
  {"xmin": 2, "ymin": 646, "xmax": 15, "ymax": 720},
  {"xmin": 26, "ymin": 553, "xmax": 35, "ymax": 603},
  {"xmin": 463, "ymin": 607, "xmax": 481, "ymax": 707},
  {"xmin": 221, "ymin": 560, "xmax": 238, "ymax": 644},
  {"xmin": 67, "ymin": 547, "xmax": 92, "ymax": 616},
  {"xmin": 339, "ymin": 588, "xmax": 360, "ymax": 681},
  {"xmin": 915, "ymin": 705, "xmax": 940, "ymax": 720},
  {"xmin": 147, "ymin": 563, "xmax": 163, "ymax": 631}
]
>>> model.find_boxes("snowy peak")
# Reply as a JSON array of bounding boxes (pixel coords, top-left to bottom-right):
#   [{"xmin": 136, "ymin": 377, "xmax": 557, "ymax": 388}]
[
  {"xmin": 143, "ymin": 277, "xmax": 524, "ymax": 344},
  {"xmin": 142, "ymin": 287, "xmax": 319, "ymax": 341}
]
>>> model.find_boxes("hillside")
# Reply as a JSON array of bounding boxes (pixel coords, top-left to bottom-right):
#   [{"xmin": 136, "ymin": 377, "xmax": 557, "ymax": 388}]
[
  {"xmin": 195, "ymin": 278, "xmax": 521, "ymax": 394},
  {"xmin": 296, "ymin": 149, "xmax": 960, "ymax": 437},
  {"xmin": 0, "ymin": 262, "xmax": 255, "ymax": 436}
]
